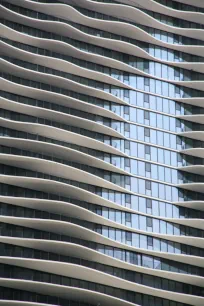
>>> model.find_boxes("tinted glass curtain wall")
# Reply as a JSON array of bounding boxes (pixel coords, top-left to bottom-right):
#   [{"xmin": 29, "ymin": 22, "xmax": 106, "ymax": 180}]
[{"xmin": 0, "ymin": 0, "xmax": 204, "ymax": 305}]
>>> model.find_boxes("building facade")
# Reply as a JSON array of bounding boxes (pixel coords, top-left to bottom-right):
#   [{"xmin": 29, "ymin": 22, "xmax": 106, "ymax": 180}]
[{"xmin": 0, "ymin": 0, "xmax": 204, "ymax": 305}]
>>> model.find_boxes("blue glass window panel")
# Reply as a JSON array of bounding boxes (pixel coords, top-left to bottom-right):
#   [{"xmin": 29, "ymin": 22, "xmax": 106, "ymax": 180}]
[
  {"xmin": 163, "ymin": 115, "xmax": 170, "ymax": 130},
  {"xmin": 162, "ymin": 81, "xmax": 169, "ymax": 96},
  {"xmin": 173, "ymin": 205, "xmax": 179, "ymax": 218},
  {"xmin": 139, "ymin": 197, "xmax": 146, "ymax": 214},
  {"xmin": 130, "ymin": 107, "xmax": 136, "ymax": 122},
  {"xmin": 159, "ymin": 184, "xmax": 165, "ymax": 200},
  {"xmin": 172, "ymin": 187, "xmax": 179, "ymax": 202},
  {"xmin": 138, "ymin": 143, "xmax": 145, "ymax": 159},
  {"xmin": 150, "ymin": 79, "xmax": 156, "ymax": 93},
  {"xmin": 138, "ymin": 179, "xmax": 145, "ymax": 195},
  {"xmin": 150, "ymin": 146, "xmax": 158, "ymax": 162},
  {"xmin": 161, "ymin": 240, "xmax": 168, "ymax": 252},
  {"xmin": 149, "ymin": 62, "xmax": 155, "ymax": 76},
  {"xmin": 132, "ymin": 233, "xmax": 139, "ymax": 247},
  {"xmin": 158, "ymin": 166, "xmax": 165, "ymax": 181},
  {"xmin": 156, "ymin": 80, "xmax": 162, "ymax": 95},
  {"xmin": 140, "ymin": 235, "xmax": 147, "ymax": 249},
  {"xmin": 171, "ymin": 169, "xmax": 177, "ymax": 183},
  {"xmin": 152, "ymin": 164, "xmax": 158, "ymax": 180},
  {"xmin": 130, "ymin": 124, "xmax": 137, "ymax": 139},
  {"xmin": 130, "ymin": 141, "xmax": 137, "ymax": 157},
  {"xmin": 138, "ymin": 126, "xmax": 144, "ymax": 141},
  {"xmin": 155, "ymin": 63, "xmax": 162, "ymax": 78},
  {"xmin": 160, "ymin": 220, "xmax": 167, "ymax": 234},
  {"xmin": 153, "ymin": 219, "xmax": 160, "ymax": 233},
  {"xmin": 150, "ymin": 129, "xmax": 157, "ymax": 144},
  {"xmin": 132, "ymin": 214, "xmax": 139, "ymax": 230},
  {"xmin": 150, "ymin": 112, "xmax": 157, "ymax": 127},
  {"xmin": 168, "ymin": 242, "xmax": 174, "ymax": 253},
  {"xmin": 171, "ymin": 152, "xmax": 177, "ymax": 166},
  {"xmin": 174, "ymin": 224, "xmax": 180, "ymax": 236},
  {"xmin": 150, "ymin": 95, "xmax": 156, "ymax": 110},
  {"xmin": 162, "ymin": 65, "xmax": 168, "ymax": 79},
  {"xmin": 131, "ymin": 196, "xmax": 138, "ymax": 211},
  {"xmin": 167, "ymin": 223, "xmax": 173, "ymax": 235},
  {"xmin": 137, "ymin": 109, "xmax": 144, "ymax": 124},
  {"xmin": 158, "ymin": 149, "xmax": 164, "ymax": 164},
  {"xmin": 165, "ymin": 167, "xmax": 171, "ymax": 183},
  {"xmin": 137, "ymin": 77, "xmax": 144, "ymax": 90},
  {"xmin": 170, "ymin": 134, "xmax": 177, "ymax": 149},
  {"xmin": 165, "ymin": 185, "xmax": 172, "ymax": 201},
  {"xmin": 152, "ymin": 200, "xmax": 159, "ymax": 216},
  {"xmin": 131, "ymin": 159, "xmax": 137, "ymax": 175},
  {"xmin": 131, "ymin": 177, "xmax": 138, "ymax": 193},
  {"xmin": 138, "ymin": 161, "xmax": 145, "ymax": 177},
  {"xmin": 164, "ymin": 150, "xmax": 171, "ymax": 165},
  {"xmin": 152, "ymin": 182, "xmax": 159, "ymax": 198},
  {"xmin": 139, "ymin": 215, "xmax": 147, "ymax": 231},
  {"xmin": 170, "ymin": 117, "xmax": 176, "ymax": 132},
  {"xmin": 136, "ymin": 92, "xmax": 144, "ymax": 107},
  {"xmin": 164, "ymin": 133, "xmax": 170, "ymax": 148},
  {"xmin": 157, "ymin": 131, "xmax": 164, "ymax": 147}
]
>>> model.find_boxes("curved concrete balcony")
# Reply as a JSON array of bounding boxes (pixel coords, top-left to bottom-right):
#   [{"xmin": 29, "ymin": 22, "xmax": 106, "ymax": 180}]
[
  {"xmin": 3, "ymin": 39, "xmax": 204, "ymax": 93},
  {"xmin": 0, "ymin": 214, "xmax": 203, "ymax": 250},
  {"xmin": 0, "ymin": 278, "xmax": 138, "ymax": 306},
  {"xmin": 2, "ymin": 4, "xmax": 204, "ymax": 59},
  {"xmin": 181, "ymin": 148, "xmax": 204, "ymax": 159},
  {"xmin": 0, "ymin": 76, "xmax": 124, "ymax": 122},
  {"xmin": 0, "ymin": 154, "xmax": 131, "ymax": 193},
  {"xmin": 0, "ymin": 58, "xmax": 127, "ymax": 106},
  {"xmin": 115, "ymin": 0, "xmax": 204, "ymax": 24},
  {"xmin": 0, "ymin": 117, "xmax": 126, "ymax": 156},
  {"xmin": 0, "ymin": 234, "xmax": 202, "ymax": 286},
  {"xmin": 9, "ymin": 0, "xmax": 204, "ymax": 42},
  {"xmin": 0, "ymin": 257, "xmax": 202, "ymax": 305},
  {"xmin": 0, "ymin": 97, "xmax": 124, "ymax": 139},
  {"xmin": 0, "ymin": 235, "xmax": 203, "ymax": 271},
  {"xmin": 0, "ymin": 137, "xmax": 128, "ymax": 174},
  {"xmin": 3, "ymin": 23, "xmax": 204, "ymax": 76}
]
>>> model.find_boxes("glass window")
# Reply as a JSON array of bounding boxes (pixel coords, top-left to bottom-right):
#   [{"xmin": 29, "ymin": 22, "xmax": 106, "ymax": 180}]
[
  {"xmin": 138, "ymin": 179, "xmax": 145, "ymax": 194},
  {"xmin": 158, "ymin": 149, "xmax": 164, "ymax": 164},
  {"xmin": 130, "ymin": 108, "xmax": 136, "ymax": 122},
  {"xmin": 150, "ymin": 95, "xmax": 156, "ymax": 110},
  {"xmin": 166, "ymin": 204, "xmax": 173, "ymax": 218},
  {"xmin": 139, "ymin": 197, "xmax": 146, "ymax": 214},
  {"xmin": 152, "ymin": 182, "xmax": 159, "ymax": 198},
  {"xmin": 160, "ymin": 220, "xmax": 167, "ymax": 234},
  {"xmin": 151, "ymin": 164, "xmax": 158, "ymax": 180},
  {"xmin": 138, "ymin": 126, "xmax": 144, "ymax": 141},
  {"xmin": 131, "ymin": 159, "xmax": 137, "ymax": 175},
  {"xmin": 165, "ymin": 167, "xmax": 171, "ymax": 183},
  {"xmin": 140, "ymin": 235, "xmax": 147, "ymax": 249},
  {"xmin": 150, "ymin": 112, "xmax": 157, "ymax": 127},
  {"xmin": 157, "ymin": 131, "xmax": 164, "ymax": 146},
  {"xmin": 131, "ymin": 177, "xmax": 138, "ymax": 193},
  {"xmin": 161, "ymin": 240, "xmax": 167, "ymax": 252},
  {"xmin": 150, "ymin": 129, "xmax": 157, "ymax": 144},
  {"xmin": 137, "ymin": 109, "xmax": 144, "ymax": 124},
  {"xmin": 130, "ymin": 125, "xmax": 137, "ymax": 139},
  {"xmin": 138, "ymin": 161, "xmax": 145, "ymax": 177},
  {"xmin": 150, "ymin": 146, "xmax": 158, "ymax": 162},
  {"xmin": 138, "ymin": 144, "xmax": 145, "ymax": 159},
  {"xmin": 132, "ymin": 214, "xmax": 139, "ymax": 230},
  {"xmin": 164, "ymin": 150, "xmax": 171, "ymax": 166},
  {"xmin": 139, "ymin": 215, "xmax": 147, "ymax": 231},
  {"xmin": 158, "ymin": 166, "xmax": 165, "ymax": 181},
  {"xmin": 130, "ymin": 142, "xmax": 137, "ymax": 157}
]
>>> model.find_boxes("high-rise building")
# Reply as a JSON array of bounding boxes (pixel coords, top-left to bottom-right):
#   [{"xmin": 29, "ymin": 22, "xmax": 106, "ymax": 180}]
[{"xmin": 0, "ymin": 0, "xmax": 204, "ymax": 305}]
